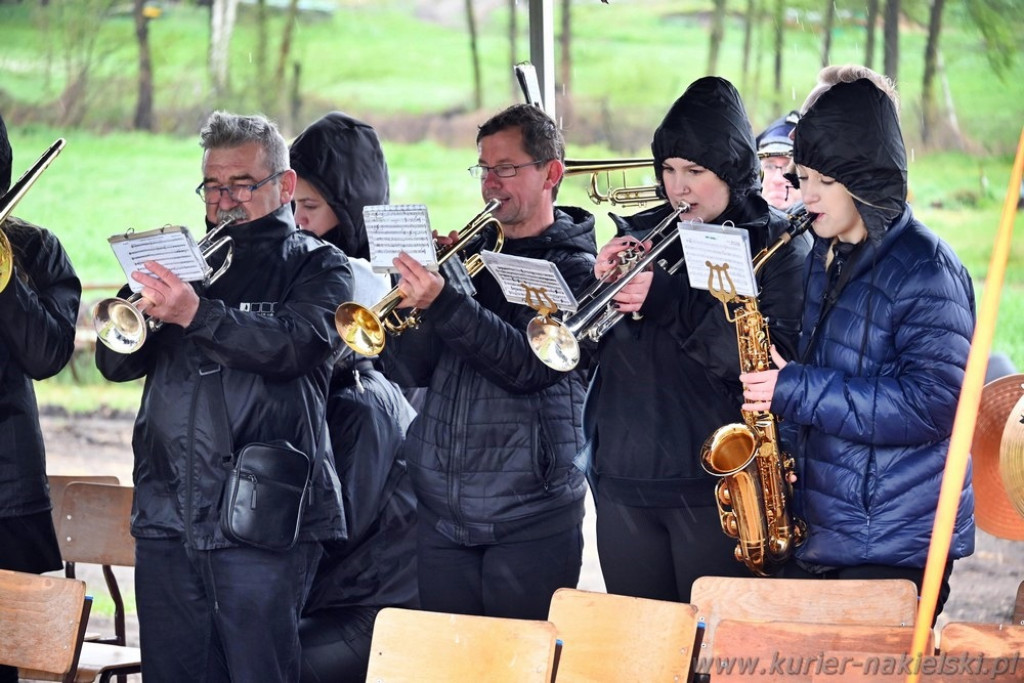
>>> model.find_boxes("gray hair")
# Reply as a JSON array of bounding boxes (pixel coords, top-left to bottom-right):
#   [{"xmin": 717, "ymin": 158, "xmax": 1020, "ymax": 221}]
[{"xmin": 199, "ymin": 111, "xmax": 290, "ymax": 174}]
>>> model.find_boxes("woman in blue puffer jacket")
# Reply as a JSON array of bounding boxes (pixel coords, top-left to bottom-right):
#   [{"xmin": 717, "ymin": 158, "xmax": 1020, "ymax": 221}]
[{"xmin": 740, "ymin": 75, "xmax": 976, "ymax": 616}]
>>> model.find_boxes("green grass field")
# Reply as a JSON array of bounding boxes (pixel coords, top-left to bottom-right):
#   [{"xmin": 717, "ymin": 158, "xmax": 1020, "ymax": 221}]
[{"xmin": 2, "ymin": 0, "xmax": 1022, "ymax": 410}]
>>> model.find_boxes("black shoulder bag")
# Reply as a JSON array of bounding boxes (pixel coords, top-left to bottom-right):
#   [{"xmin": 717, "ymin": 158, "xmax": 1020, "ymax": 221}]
[{"xmin": 203, "ymin": 364, "xmax": 324, "ymax": 551}]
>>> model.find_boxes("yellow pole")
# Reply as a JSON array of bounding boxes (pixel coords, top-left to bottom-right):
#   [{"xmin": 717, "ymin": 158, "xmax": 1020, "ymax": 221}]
[{"xmin": 906, "ymin": 126, "xmax": 1024, "ymax": 682}]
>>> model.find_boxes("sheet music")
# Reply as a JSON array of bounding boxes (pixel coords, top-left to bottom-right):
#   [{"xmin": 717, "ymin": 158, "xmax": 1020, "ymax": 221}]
[
  {"xmin": 677, "ymin": 221, "xmax": 758, "ymax": 299},
  {"xmin": 364, "ymin": 204, "xmax": 437, "ymax": 273},
  {"xmin": 108, "ymin": 225, "xmax": 208, "ymax": 293},
  {"xmin": 479, "ymin": 250, "xmax": 579, "ymax": 314}
]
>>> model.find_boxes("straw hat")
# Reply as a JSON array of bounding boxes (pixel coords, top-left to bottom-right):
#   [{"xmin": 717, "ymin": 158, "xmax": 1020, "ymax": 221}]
[
  {"xmin": 972, "ymin": 374, "xmax": 1024, "ymax": 540},
  {"xmin": 1000, "ymin": 393, "xmax": 1024, "ymax": 521}
]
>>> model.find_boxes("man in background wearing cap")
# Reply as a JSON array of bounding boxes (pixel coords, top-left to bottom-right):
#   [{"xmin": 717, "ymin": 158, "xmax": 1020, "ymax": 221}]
[{"xmin": 756, "ymin": 111, "xmax": 802, "ymax": 213}]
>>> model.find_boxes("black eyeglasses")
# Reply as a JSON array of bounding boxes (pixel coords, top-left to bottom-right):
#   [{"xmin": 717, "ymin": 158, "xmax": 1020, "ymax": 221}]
[
  {"xmin": 195, "ymin": 170, "xmax": 285, "ymax": 204},
  {"xmin": 467, "ymin": 160, "xmax": 548, "ymax": 180}
]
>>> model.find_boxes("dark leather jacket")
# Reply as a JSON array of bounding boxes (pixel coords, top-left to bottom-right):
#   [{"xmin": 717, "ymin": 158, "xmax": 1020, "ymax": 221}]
[
  {"xmin": 96, "ymin": 206, "xmax": 352, "ymax": 549},
  {"xmin": 0, "ymin": 218, "xmax": 81, "ymax": 517}
]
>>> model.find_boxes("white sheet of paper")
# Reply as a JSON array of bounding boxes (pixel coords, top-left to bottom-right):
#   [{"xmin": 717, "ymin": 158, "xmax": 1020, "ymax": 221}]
[
  {"xmin": 108, "ymin": 225, "xmax": 208, "ymax": 293},
  {"xmin": 677, "ymin": 221, "xmax": 757, "ymax": 299},
  {"xmin": 363, "ymin": 204, "xmax": 437, "ymax": 273},
  {"xmin": 479, "ymin": 250, "xmax": 579, "ymax": 313}
]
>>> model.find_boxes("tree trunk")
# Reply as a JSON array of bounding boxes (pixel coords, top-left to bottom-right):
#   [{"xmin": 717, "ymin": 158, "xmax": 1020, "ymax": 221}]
[
  {"xmin": 559, "ymin": 0, "xmax": 571, "ymax": 94},
  {"xmin": 821, "ymin": 0, "xmax": 835, "ymax": 67},
  {"xmin": 465, "ymin": 0, "xmax": 482, "ymax": 110},
  {"xmin": 920, "ymin": 0, "xmax": 945, "ymax": 144},
  {"xmin": 275, "ymin": 0, "xmax": 301, "ymax": 124},
  {"xmin": 133, "ymin": 0, "xmax": 153, "ymax": 131},
  {"xmin": 508, "ymin": 0, "xmax": 518, "ymax": 100},
  {"xmin": 883, "ymin": 0, "xmax": 900, "ymax": 86},
  {"xmin": 256, "ymin": 0, "xmax": 270, "ymax": 113},
  {"xmin": 865, "ymin": 0, "xmax": 879, "ymax": 69},
  {"xmin": 209, "ymin": 0, "xmax": 240, "ymax": 99},
  {"xmin": 772, "ymin": 0, "xmax": 783, "ymax": 111},
  {"xmin": 707, "ymin": 0, "xmax": 726, "ymax": 75},
  {"xmin": 741, "ymin": 0, "xmax": 757, "ymax": 91}
]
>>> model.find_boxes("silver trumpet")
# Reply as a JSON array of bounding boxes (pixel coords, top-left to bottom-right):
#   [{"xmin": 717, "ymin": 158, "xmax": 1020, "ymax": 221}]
[
  {"xmin": 527, "ymin": 203, "xmax": 689, "ymax": 371},
  {"xmin": 92, "ymin": 217, "xmax": 237, "ymax": 354}
]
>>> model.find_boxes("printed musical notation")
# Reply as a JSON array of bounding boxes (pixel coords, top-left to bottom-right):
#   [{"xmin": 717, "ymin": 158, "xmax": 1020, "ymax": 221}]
[
  {"xmin": 479, "ymin": 250, "xmax": 579, "ymax": 314},
  {"xmin": 108, "ymin": 225, "xmax": 208, "ymax": 293},
  {"xmin": 363, "ymin": 204, "xmax": 437, "ymax": 273},
  {"xmin": 677, "ymin": 221, "xmax": 758, "ymax": 299}
]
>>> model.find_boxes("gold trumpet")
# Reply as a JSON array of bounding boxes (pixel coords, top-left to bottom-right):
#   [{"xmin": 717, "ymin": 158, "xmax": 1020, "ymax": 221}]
[
  {"xmin": 92, "ymin": 217, "xmax": 237, "ymax": 354},
  {"xmin": 335, "ymin": 199, "xmax": 504, "ymax": 356},
  {"xmin": 563, "ymin": 158, "xmax": 661, "ymax": 207},
  {"xmin": 0, "ymin": 139, "xmax": 67, "ymax": 292}
]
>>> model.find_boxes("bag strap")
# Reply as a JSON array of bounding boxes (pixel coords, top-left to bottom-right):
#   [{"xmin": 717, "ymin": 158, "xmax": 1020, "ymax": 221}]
[{"xmin": 201, "ymin": 363, "xmax": 326, "ymax": 486}]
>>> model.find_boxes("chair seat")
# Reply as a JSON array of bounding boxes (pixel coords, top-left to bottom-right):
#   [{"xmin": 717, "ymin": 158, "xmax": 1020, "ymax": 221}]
[{"xmin": 21, "ymin": 643, "xmax": 142, "ymax": 683}]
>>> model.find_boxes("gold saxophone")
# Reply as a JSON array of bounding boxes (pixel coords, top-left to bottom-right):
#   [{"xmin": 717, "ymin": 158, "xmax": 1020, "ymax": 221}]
[{"xmin": 699, "ymin": 211, "xmax": 813, "ymax": 576}]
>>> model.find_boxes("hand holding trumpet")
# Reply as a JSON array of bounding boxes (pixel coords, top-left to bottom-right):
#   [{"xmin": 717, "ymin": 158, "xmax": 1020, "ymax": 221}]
[
  {"xmin": 392, "ymin": 229, "xmax": 460, "ymax": 309},
  {"xmin": 131, "ymin": 261, "xmax": 200, "ymax": 328},
  {"xmin": 594, "ymin": 235, "xmax": 654, "ymax": 314}
]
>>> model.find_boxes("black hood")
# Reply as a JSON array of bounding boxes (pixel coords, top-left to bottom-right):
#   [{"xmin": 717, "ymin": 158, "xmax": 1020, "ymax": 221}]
[
  {"xmin": 794, "ymin": 78, "xmax": 906, "ymax": 240},
  {"xmin": 651, "ymin": 76, "xmax": 761, "ymax": 215},
  {"xmin": 0, "ymin": 112, "xmax": 12, "ymax": 195},
  {"xmin": 289, "ymin": 111, "xmax": 389, "ymax": 260}
]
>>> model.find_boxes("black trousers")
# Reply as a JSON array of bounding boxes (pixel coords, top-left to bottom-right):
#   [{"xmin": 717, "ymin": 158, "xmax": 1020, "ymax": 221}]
[
  {"xmin": 134, "ymin": 538, "xmax": 321, "ymax": 683},
  {"xmin": 298, "ymin": 605, "xmax": 378, "ymax": 683},
  {"xmin": 595, "ymin": 489, "xmax": 749, "ymax": 603},
  {"xmin": 416, "ymin": 519, "xmax": 583, "ymax": 620}
]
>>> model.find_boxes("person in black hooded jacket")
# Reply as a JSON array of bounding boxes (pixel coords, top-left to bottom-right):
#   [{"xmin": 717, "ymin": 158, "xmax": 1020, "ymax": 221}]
[
  {"xmin": 289, "ymin": 111, "xmax": 419, "ymax": 682},
  {"xmin": 740, "ymin": 77, "xmax": 975, "ymax": 616},
  {"xmin": 382, "ymin": 103, "xmax": 597, "ymax": 620},
  {"xmin": 0, "ymin": 114, "xmax": 81, "ymax": 683},
  {"xmin": 584, "ymin": 76, "xmax": 811, "ymax": 603}
]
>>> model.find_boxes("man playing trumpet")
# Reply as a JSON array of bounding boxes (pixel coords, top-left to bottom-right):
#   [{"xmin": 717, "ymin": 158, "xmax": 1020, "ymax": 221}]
[{"xmin": 382, "ymin": 103, "xmax": 597, "ymax": 620}]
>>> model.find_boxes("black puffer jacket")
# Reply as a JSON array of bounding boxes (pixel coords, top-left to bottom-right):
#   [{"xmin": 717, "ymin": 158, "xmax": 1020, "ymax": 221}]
[
  {"xmin": 0, "ymin": 217, "xmax": 81, "ymax": 517},
  {"xmin": 587, "ymin": 76, "xmax": 811, "ymax": 507},
  {"xmin": 385, "ymin": 207, "xmax": 597, "ymax": 545},
  {"xmin": 96, "ymin": 206, "xmax": 352, "ymax": 549}
]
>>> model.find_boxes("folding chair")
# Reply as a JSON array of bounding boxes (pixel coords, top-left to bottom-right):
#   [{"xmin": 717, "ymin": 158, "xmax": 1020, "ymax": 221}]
[
  {"xmin": 690, "ymin": 576, "xmax": 919, "ymax": 677},
  {"xmin": 364, "ymin": 607, "xmax": 559, "ymax": 682},
  {"xmin": 709, "ymin": 619, "xmax": 925, "ymax": 683},
  {"xmin": 47, "ymin": 474, "xmax": 120, "ymax": 533},
  {"xmin": 546, "ymin": 587, "xmax": 700, "ymax": 682},
  {"xmin": 21, "ymin": 482, "xmax": 143, "ymax": 683},
  {"xmin": 0, "ymin": 569, "xmax": 90, "ymax": 683}
]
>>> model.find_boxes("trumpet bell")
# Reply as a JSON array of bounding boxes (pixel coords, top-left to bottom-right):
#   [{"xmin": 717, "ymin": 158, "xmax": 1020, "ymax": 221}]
[
  {"xmin": 0, "ymin": 230, "xmax": 11, "ymax": 292},
  {"xmin": 527, "ymin": 317, "xmax": 580, "ymax": 373},
  {"xmin": 93, "ymin": 297, "xmax": 149, "ymax": 354},
  {"xmin": 335, "ymin": 302, "xmax": 387, "ymax": 356}
]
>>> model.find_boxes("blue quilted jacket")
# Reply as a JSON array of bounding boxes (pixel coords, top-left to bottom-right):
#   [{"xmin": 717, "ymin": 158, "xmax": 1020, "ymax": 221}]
[{"xmin": 773, "ymin": 205, "xmax": 976, "ymax": 568}]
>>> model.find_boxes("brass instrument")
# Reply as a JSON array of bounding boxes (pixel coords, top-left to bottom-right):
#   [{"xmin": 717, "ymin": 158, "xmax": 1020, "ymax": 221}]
[
  {"xmin": 0, "ymin": 139, "xmax": 67, "ymax": 292},
  {"xmin": 92, "ymin": 217, "xmax": 237, "ymax": 354},
  {"xmin": 699, "ymin": 210, "xmax": 815, "ymax": 576},
  {"xmin": 527, "ymin": 203, "xmax": 689, "ymax": 372},
  {"xmin": 335, "ymin": 199, "xmax": 504, "ymax": 356},
  {"xmin": 563, "ymin": 158, "xmax": 661, "ymax": 207}
]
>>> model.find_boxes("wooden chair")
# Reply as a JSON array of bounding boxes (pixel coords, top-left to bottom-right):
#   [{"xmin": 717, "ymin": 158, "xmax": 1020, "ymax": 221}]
[
  {"xmin": 22, "ymin": 482, "xmax": 143, "ymax": 683},
  {"xmin": 546, "ymin": 587, "xmax": 700, "ymax": 682},
  {"xmin": 0, "ymin": 569, "xmax": 90, "ymax": 683},
  {"xmin": 47, "ymin": 474, "xmax": 120, "ymax": 532},
  {"xmin": 364, "ymin": 607, "xmax": 559, "ymax": 682},
  {"xmin": 939, "ymin": 621, "xmax": 1024, "ymax": 657},
  {"xmin": 690, "ymin": 576, "xmax": 919, "ymax": 677},
  {"xmin": 1014, "ymin": 580, "xmax": 1023, "ymax": 626},
  {"xmin": 710, "ymin": 619, "xmax": 925, "ymax": 682}
]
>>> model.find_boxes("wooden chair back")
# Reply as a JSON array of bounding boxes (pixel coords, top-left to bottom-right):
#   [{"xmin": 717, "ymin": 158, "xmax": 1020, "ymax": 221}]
[
  {"xmin": 546, "ymin": 587, "xmax": 699, "ymax": 682},
  {"xmin": 0, "ymin": 569, "xmax": 89, "ymax": 680},
  {"xmin": 690, "ymin": 576, "xmax": 919, "ymax": 675},
  {"xmin": 939, "ymin": 621, "xmax": 1024, "ymax": 658},
  {"xmin": 47, "ymin": 474, "xmax": 120, "ymax": 532},
  {"xmin": 1014, "ymin": 580, "xmax": 1024, "ymax": 626},
  {"xmin": 710, "ymin": 619, "xmax": 925, "ymax": 682},
  {"xmin": 364, "ymin": 607, "xmax": 558, "ymax": 682}
]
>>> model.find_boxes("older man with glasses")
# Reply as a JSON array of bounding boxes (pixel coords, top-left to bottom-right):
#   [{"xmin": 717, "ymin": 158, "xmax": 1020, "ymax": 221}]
[
  {"xmin": 381, "ymin": 103, "xmax": 597, "ymax": 620},
  {"xmin": 96, "ymin": 111, "xmax": 352, "ymax": 682}
]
